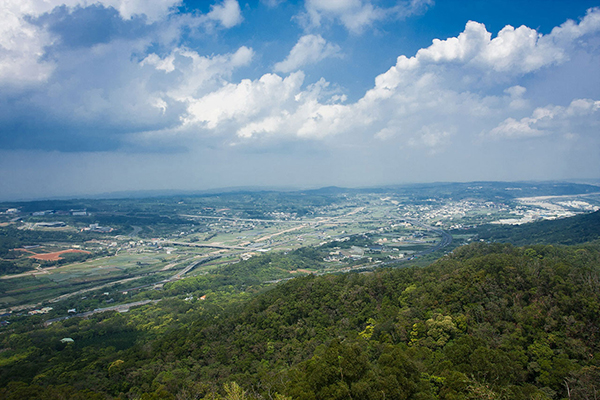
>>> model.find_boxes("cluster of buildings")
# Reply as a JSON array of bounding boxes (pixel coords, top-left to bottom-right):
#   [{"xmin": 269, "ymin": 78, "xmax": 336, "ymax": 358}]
[
  {"xmin": 494, "ymin": 199, "xmax": 599, "ymax": 225},
  {"xmin": 265, "ymin": 211, "xmax": 297, "ymax": 220},
  {"xmin": 408, "ymin": 201, "xmax": 509, "ymax": 224},
  {"xmin": 323, "ymin": 246, "xmax": 366, "ymax": 262},
  {"xmin": 32, "ymin": 209, "xmax": 89, "ymax": 216},
  {"xmin": 81, "ymin": 223, "xmax": 113, "ymax": 233},
  {"xmin": 34, "ymin": 221, "xmax": 67, "ymax": 228},
  {"xmin": 28, "ymin": 307, "xmax": 53, "ymax": 316}
]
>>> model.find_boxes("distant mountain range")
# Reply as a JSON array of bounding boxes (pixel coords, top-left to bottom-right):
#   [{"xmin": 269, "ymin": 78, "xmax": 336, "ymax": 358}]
[{"xmin": 3, "ymin": 180, "xmax": 599, "ymax": 202}]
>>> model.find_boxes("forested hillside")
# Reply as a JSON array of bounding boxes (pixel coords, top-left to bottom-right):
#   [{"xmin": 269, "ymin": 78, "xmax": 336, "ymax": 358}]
[
  {"xmin": 1, "ymin": 242, "xmax": 599, "ymax": 399},
  {"xmin": 471, "ymin": 210, "xmax": 600, "ymax": 245}
]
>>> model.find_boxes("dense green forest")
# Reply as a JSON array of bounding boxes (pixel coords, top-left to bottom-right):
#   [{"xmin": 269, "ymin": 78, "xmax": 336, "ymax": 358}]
[
  {"xmin": 470, "ymin": 210, "xmax": 600, "ymax": 245},
  {"xmin": 1, "ymin": 241, "xmax": 599, "ymax": 399}
]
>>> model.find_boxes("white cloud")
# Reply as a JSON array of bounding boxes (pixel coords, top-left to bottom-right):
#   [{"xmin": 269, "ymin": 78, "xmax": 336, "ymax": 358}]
[
  {"xmin": 205, "ymin": 0, "xmax": 243, "ymax": 29},
  {"xmin": 488, "ymin": 99, "xmax": 600, "ymax": 139},
  {"xmin": 184, "ymin": 72, "xmax": 305, "ymax": 129},
  {"xmin": 301, "ymin": 0, "xmax": 384, "ymax": 33},
  {"xmin": 370, "ymin": 7, "xmax": 600, "ymax": 89},
  {"xmin": 274, "ymin": 34, "xmax": 341, "ymax": 73},
  {"xmin": 0, "ymin": 0, "xmax": 241, "ymax": 85},
  {"xmin": 100, "ymin": 0, "xmax": 182, "ymax": 21},
  {"xmin": 487, "ymin": 116, "xmax": 546, "ymax": 138},
  {"xmin": 300, "ymin": 0, "xmax": 432, "ymax": 33},
  {"xmin": 1, "ymin": 0, "xmax": 599, "ymax": 173},
  {"xmin": 547, "ymin": 6, "xmax": 600, "ymax": 43},
  {"xmin": 142, "ymin": 46, "xmax": 254, "ymax": 99},
  {"xmin": 410, "ymin": 126, "xmax": 452, "ymax": 149},
  {"xmin": 504, "ymin": 85, "xmax": 529, "ymax": 109},
  {"xmin": 164, "ymin": 8, "xmax": 600, "ymax": 157},
  {"xmin": 141, "ymin": 53, "xmax": 177, "ymax": 73},
  {"xmin": 0, "ymin": 5, "xmax": 55, "ymax": 84},
  {"xmin": 234, "ymin": 98, "xmax": 350, "ymax": 140},
  {"xmin": 261, "ymin": 0, "xmax": 285, "ymax": 7},
  {"xmin": 0, "ymin": 21, "xmax": 254, "ymax": 150},
  {"xmin": 164, "ymin": 70, "xmax": 355, "ymax": 142},
  {"xmin": 2, "ymin": 0, "xmax": 181, "ymax": 21}
]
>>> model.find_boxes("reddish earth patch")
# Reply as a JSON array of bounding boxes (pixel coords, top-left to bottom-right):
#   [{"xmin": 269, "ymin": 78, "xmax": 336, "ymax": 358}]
[
  {"xmin": 296, "ymin": 269, "xmax": 313, "ymax": 274},
  {"xmin": 29, "ymin": 249, "xmax": 91, "ymax": 261},
  {"xmin": 12, "ymin": 248, "xmax": 37, "ymax": 255}
]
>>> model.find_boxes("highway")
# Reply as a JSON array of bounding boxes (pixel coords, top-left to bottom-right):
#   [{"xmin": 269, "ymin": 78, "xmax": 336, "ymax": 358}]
[
  {"xmin": 45, "ymin": 299, "xmax": 161, "ymax": 325},
  {"xmin": 402, "ymin": 217, "xmax": 453, "ymax": 255},
  {"xmin": 166, "ymin": 255, "xmax": 223, "ymax": 281},
  {"xmin": 164, "ymin": 241, "xmax": 247, "ymax": 250}
]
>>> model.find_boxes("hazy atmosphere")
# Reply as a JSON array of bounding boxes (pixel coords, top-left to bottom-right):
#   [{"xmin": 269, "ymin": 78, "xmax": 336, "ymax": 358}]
[{"xmin": 1, "ymin": 0, "xmax": 599, "ymax": 200}]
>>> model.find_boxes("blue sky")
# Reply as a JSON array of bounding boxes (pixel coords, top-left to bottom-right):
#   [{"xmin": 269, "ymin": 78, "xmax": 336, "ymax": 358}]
[{"xmin": 0, "ymin": 0, "xmax": 599, "ymax": 200}]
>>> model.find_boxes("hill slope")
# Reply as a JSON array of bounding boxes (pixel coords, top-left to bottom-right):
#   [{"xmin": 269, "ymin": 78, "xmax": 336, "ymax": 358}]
[
  {"xmin": 1, "ymin": 242, "xmax": 599, "ymax": 399},
  {"xmin": 471, "ymin": 210, "xmax": 600, "ymax": 245}
]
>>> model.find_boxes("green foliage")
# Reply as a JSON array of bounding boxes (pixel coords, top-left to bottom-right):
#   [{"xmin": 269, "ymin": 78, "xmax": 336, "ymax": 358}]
[
  {"xmin": 165, "ymin": 251, "xmax": 324, "ymax": 296},
  {"xmin": 1, "ymin": 242, "xmax": 599, "ymax": 399},
  {"xmin": 472, "ymin": 210, "xmax": 600, "ymax": 245},
  {"xmin": 0, "ymin": 260, "xmax": 33, "ymax": 274}
]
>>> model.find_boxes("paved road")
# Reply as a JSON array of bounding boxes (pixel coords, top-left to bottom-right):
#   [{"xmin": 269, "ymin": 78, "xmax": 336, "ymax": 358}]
[
  {"xmin": 128, "ymin": 225, "xmax": 142, "ymax": 237},
  {"xmin": 45, "ymin": 299, "xmax": 161, "ymax": 325},
  {"xmin": 43, "ymin": 255, "xmax": 226, "ymax": 325},
  {"xmin": 348, "ymin": 218, "xmax": 453, "ymax": 270},
  {"xmin": 49, "ymin": 276, "xmax": 145, "ymax": 303},
  {"xmin": 181, "ymin": 215, "xmax": 306, "ymax": 224},
  {"xmin": 167, "ymin": 255, "xmax": 223, "ymax": 281},
  {"xmin": 164, "ymin": 241, "xmax": 247, "ymax": 250},
  {"xmin": 403, "ymin": 217, "xmax": 453, "ymax": 255}
]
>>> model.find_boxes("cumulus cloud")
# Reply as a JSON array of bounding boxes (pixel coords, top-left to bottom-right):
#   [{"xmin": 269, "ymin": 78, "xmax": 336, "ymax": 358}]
[
  {"xmin": 412, "ymin": 21, "xmax": 567, "ymax": 73},
  {"xmin": 151, "ymin": 71, "xmax": 352, "ymax": 143},
  {"xmin": 166, "ymin": 8, "xmax": 600, "ymax": 156},
  {"xmin": 0, "ymin": 42, "xmax": 255, "ymax": 150},
  {"xmin": 0, "ymin": 0, "xmax": 242, "ymax": 86},
  {"xmin": 1, "ymin": 0, "xmax": 599, "ymax": 164},
  {"xmin": 205, "ymin": 0, "xmax": 243, "ymax": 29},
  {"xmin": 0, "ymin": 0, "xmax": 181, "ymax": 84},
  {"xmin": 488, "ymin": 99, "xmax": 600, "ymax": 139},
  {"xmin": 299, "ymin": 0, "xmax": 433, "ymax": 33},
  {"xmin": 142, "ymin": 46, "xmax": 254, "ymax": 99},
  {"xmin": 94, "ymin": 0, "xmax": 181, "ymax": 21},
  {"xmin": 0, "ymin": 6, "xmax": 55, "ymax": 84},
  {"xmin": 2, "ymin": 5, "xmax": 600, "ymax": 197},
  {"xmin": 0, "ymin": 0, "xmax": 252, "ymax": 151},
  {"xmin": 184, "ymin": 72, "xmax": 305, "ymax": 129},
  {"xmin": 273, "ymin": 34, "xmax": 341, "ymax": 73},
  {"xmin": 370, "ymin": 8, "xmax": 600, "ymax": 94}
]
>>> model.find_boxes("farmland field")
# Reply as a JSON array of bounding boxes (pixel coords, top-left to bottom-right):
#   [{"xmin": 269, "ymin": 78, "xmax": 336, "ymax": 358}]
[{"xmin": 0, "ymin": 182, "xmax": 599, "ymax": 314}]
